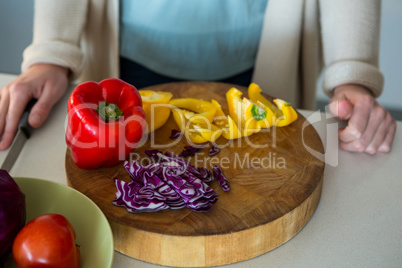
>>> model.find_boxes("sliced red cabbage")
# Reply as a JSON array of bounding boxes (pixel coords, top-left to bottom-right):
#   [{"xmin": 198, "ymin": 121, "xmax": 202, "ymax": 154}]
[
  {"xmin": 208, "ymin": 145, "xmax": 220, "ymax": 156},
  {"xmin": 123, "ymin": 161, "xmax": 185, "ymax": 210},
  {"xmin": 213, "ymin": 164, "xmax": 230, "ymax": 192},
  {"xmin": 149, "ymin": 150, "xmax": 214, "ymax": 183},
  {"xmin": 145, "ymin": 149, "xmax": 162, "ymax": 160},
  {"xmin": 169, "ymin": 129, "xmax": 182, "ymax": 139},
  {"xmin": 191, "ymin": 166, "xmax": 214, "ymax": 184},
  {"xmin": 112, "ymin": 178, "xmax": 169, "ymax": 213},
  {"xmin": 179, "ymin": 145, "xmax": 204, "ymax": 157},
  {"xmin": 113, "ymin": 151, "xmax": 218, "ymax": 213}
]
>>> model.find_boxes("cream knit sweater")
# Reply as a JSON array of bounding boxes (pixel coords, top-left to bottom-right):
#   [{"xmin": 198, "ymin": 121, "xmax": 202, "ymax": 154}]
[{"xmin": 22, "ymin": 0, "xmax": 383, "ymax": 110}]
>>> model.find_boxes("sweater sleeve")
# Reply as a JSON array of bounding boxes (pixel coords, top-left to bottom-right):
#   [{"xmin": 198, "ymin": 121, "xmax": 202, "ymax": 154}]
[
  {"xmin": 21, "ymin": 0, "xmax": 88, "ymax": 80},
  {"xmin": 320, "ymin": 0, "xmax": 384, "ymax": 97}
]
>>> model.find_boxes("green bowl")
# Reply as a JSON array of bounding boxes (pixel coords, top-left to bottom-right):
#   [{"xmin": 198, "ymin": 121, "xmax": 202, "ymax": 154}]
[{"xmin": 4, "ymin": 177, "xmax": 114, "ymax": 268}]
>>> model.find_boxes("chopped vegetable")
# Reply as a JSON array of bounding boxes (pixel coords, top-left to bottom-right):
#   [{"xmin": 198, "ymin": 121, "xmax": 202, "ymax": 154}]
[
  {"xmin": 171, "ymin": 108, "xmax": 222, "ymax": 144},
  {"xmin": 226, "ymin": 87, "xmax": 265, "ymax": 136},
  {"xmin": 139, "ymin": 90, "xmax": 173, "ymax": 133},
  {"xmin": 179, "ymin": 145, "xmax": 204, "ymax": 157},
  {"xmin": 248, "ymin": 83, "xmax": 298, "ymax": 127},
  {"xmin": 248, "ymin": 82, "xmax": 281, "ymax": 117},
  {"xmin": 0, "ymin": 170, "xmax": 26, "ymax": 260},
  {"xmin": 171, "ymin": 108, "xmax": 209, "ymax": 144},
  {"xmin": 112, "ymin": 150, "xmax": 218, "ymax": 213},
  {"xmin": 273, "ymin": 98, "xmax": 298, "ymax": 127},
  {"xmin": 145, "ymin": 150, "xmax": 214, "ymax": 183},
  {"xmin": 213, "ymin": 165, "xmax": 230, "ymax": 192},
  {"xmin": 169, "ymin": 98, "xmax": 217, "ymax": 123},
  {"xmin": 226, "ymin": 87, "xmax": 243, "ymax": 127},
  {"xmin": 208, "ymin": 145, "xmax": 220, "ymax": 156},
  {"xmin": 169, "ymin": 129, "xmax": 183, "ymax": 139},
  {"xmin": 192, "ymin": 123, "xmax": 223, "ymax": 142}
]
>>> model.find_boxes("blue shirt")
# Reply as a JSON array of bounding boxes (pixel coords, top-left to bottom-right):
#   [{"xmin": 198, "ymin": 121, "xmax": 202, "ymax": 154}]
[{"xmin": 120, "ymin": 0, "xmax": 268, "ymax": 80}]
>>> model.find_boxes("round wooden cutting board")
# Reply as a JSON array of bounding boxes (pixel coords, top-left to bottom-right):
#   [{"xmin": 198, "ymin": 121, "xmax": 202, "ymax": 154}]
[{"xmin": 65, "ymin": 82, "xmax": 325, "ymax": 267}]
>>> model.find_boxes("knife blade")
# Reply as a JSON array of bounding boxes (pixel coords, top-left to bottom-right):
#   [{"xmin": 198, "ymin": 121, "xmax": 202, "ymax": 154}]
[{"xmin": 0, "ymin": 99, "xmax": 36, "ymax": 171}]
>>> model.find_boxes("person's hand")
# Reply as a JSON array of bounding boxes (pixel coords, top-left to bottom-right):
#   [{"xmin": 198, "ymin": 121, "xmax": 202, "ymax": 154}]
[
  {"xmin": 329, "ymin": 84, "xmax": 396, "ymax": 154},
  {"xmin": 0, "ymin": 64, "xmax": 69, "ymax": 150}
]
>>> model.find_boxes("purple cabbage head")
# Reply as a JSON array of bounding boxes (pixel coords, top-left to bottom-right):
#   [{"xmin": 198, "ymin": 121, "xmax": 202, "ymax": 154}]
[{"xmin": 0, "ymin": 170, "xmax": 26, "ymax": 259}]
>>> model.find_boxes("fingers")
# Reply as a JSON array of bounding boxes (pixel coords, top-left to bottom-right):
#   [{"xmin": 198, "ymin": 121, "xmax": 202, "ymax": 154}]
[
  {"xmin": 338, "ymin": 95, "xmax": 373, "ymax": 143},
  {"xmin": 0, "ymin": 90, "xmax": 11, "ymax": 149},
  {"xmin": 28, "ymin": 65, "xmax": 68, "ymax": 128},
  {"xmin": 28, "ymin": 90, "xmax": 64, "ymax": 128},
  {"xmin": 29, "ymin": 86, "xmax": 59, "ymax": 128},
  {"xmin": 0, "ymin": 64, "xmax": 69, "ymax": 150},
  {"xmin": 0, "ymin": 83, "xmax": 32, "ymax": 150},
  {"xmin": 339, "ymin": 101, "xmax": 396, "ymax": 154},
  {"xmin": 367, "ymin": 113, "xmax": 396, "ymax": 153},
  {"xmin": 337, "ymin": 100, "xmax": 353, "ymax": 120},
  {"xmin": 378, "ymin": 120, "xmax": 397, "ymax": 152},
  {"xmin": 4, "ymin": 86, "xmax": 33, "ymax": 148},
  {"xmin": 329, "ymin": 98, "xmax": 353, "ymax": 120},
  {"xmin": 331, "ymin": 84, "xmax": 396, "ymax": 154}
]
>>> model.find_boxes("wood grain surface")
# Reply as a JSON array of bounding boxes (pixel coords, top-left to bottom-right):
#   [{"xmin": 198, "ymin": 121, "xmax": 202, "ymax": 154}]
[{"xmin": 65, "ymin": 82, "xmax": 325, "ymax": 267}]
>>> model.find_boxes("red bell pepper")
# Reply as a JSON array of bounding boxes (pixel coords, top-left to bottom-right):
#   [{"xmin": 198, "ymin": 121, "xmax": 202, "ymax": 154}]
[{"xmin": 66, "ymin": 78, "xmax": 145, "ymax": 169}]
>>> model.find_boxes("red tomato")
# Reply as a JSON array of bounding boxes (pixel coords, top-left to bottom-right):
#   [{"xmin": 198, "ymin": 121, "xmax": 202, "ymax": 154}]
[{"xmin": 12, "ymin": 213, "xmax": 80, "ymax": 268}]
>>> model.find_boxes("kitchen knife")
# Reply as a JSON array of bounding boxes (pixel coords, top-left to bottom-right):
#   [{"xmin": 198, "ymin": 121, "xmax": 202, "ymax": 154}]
[{"xmin": 0, "ymin": 99, "xmax": 36, "ymax": 171}]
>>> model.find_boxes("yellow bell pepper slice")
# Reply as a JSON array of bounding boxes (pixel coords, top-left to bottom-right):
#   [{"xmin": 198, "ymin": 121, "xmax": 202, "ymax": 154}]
[
  {"xmin": 139, "ymin": 90, "xmax": 173, "ymax": 133},
  {"xmin": 223, "ymin": 115, "xmax": 242, "ymax": 139},
  {"xmin": 210, "ymin": 99, "xmax": 228, "ymax": 128},
  {"xmin": 193, "ymin": 123, "xmax": 222, "ymax": 142},
  {"xmin": 273, "ymin": 98, "xmax": 298, "ymax": 127},
  {"xmin": 169, "ymin": 98, "xmax": 216, "ymax": 123},
  {"xmin": 248, "ymin": 83, "xmax": 281, "ymax": 117},
  {"xmin": 248, "ymin": 83, "xmax": 298, "ymax": 127},
  {"xmin": 171, "ymin": 108, "xmax": 208, "ymax": 143},
  {"xmin": 240, "ymin": 98, "xmax": 262, "ymax": 136},
  {"xmin": 226, "ymin": 87, "xmax": 269, "ymax": 136},
  {"xmin": 226, "ymin": 87, "xmax": 243, "ymax": 128},
  {"xmin": 211, "ymin": 99, "xmax": 226, "ymax": 118},
  {"xmin": 242, "ymin": 97, "xmax": 275, "ymax": 130},
  {"xmin": 171, "ymin": 108, "xmax": 222, "ymax": 143},
  {"xmin": 211, "ymin": 99, "xmax": 242, "ymax": 140},
  {"xmin": 256, "ymin": 100, "xmax": 275, "ymax": 128},
  {"xmin": 242, "ymin": 119, "xmax": 261, "ymax": 137},
  {"xmin": 187, "ymin": 131, "xmax": 210, "ymax": 144}
]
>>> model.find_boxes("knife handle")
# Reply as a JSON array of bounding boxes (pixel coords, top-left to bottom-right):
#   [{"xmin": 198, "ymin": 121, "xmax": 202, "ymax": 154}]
[{"xmin": 19, "ymin": 99, "xmax": 36, "ymax": 139}]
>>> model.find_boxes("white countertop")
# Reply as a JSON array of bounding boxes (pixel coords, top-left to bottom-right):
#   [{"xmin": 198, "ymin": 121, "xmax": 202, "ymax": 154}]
[{"xmin": 1, "ymin": 73, "xmax": 401, "ymax": 268}]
